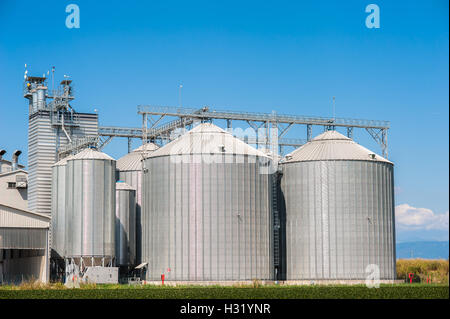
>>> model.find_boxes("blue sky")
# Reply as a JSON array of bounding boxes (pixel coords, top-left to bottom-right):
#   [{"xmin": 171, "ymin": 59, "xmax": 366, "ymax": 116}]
[{"xmin": 0, "ymin": 0, "xmax": 448, "ymax": 242}]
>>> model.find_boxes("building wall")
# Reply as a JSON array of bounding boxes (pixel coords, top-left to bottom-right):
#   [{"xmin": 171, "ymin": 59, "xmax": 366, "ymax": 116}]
[
  {"xmin": 0, "ymin": 249, "xmax": 47, "ymax": 284},
  {"xmin": 0, "ymin": 171, "xmax": 28, "ymax": 210}
]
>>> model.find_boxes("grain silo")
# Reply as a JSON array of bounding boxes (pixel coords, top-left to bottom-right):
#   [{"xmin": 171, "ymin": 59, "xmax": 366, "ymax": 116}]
[
  {"xmin": 50, "ymin": 155, "xmax": 73, "ymax": 259},
  {"xmin": 115, "ymin": 181, "xmax": 136, "ymax": 267},
  {"xmin": 280, "ymin": 130, "xmax": 396, "ymax": 281},
  {"xmin": 142, "ymin": 123, "xmax": 274, "ymax": 281},
  {"xmin": 116, "ymin": 143, "xmax": 158, "ymax": 264},
  {"xmin": 65, "ymin": 147, "xmax": 116, "ymax": 267}
]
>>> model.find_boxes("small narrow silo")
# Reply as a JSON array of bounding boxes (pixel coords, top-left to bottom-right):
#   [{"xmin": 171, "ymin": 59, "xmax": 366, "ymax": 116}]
[
  {"xmin": 65, "ymin": 147, "xmax": 116, "ymax": 266},
  {"xmin": 280, "ymin": 131, "xmax": 396, "ymax": 280},
  {"xmin": 115, "ymin": 181, "xmax": 136, "ymax": 267},
  {"xmin": 50, "ymin": 155, "xmax": 73, "ymax": 259},
  {"xmin": 116, "ymin": 143, "xmax": 158, "ymax": 264},
  {"xmin": 142, "ymin": 123, "xmax": 274, "ymax": 281}
]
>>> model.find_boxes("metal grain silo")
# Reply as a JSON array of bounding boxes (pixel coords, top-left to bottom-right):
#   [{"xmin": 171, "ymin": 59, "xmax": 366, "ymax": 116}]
[
  {"xmin": 115, "ymin": 181, "xmax": 136, "ymax": 267},
  {"xmin": 50, "ymin": 155, "xmax": 73, "ymax": 259},
  {"xmin": 280, "ymin": 131, "xmax": 396, "ymax": 281},
  {"xmin": 65, "ymin": 148, "xmax": 116, "ymax": 266},
  {"xmin": 142, "ymin": 123, "xmax": 274, "ymax": 281},
  {"xmin": 116, "ymin": 143, "xmax": 158, "ymax": 264}
]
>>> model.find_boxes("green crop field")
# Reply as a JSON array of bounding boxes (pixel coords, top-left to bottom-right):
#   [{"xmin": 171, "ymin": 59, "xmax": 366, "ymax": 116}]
[{"xmin": 0, "ymin": 284, "xmax": 448, "ymax": 299}]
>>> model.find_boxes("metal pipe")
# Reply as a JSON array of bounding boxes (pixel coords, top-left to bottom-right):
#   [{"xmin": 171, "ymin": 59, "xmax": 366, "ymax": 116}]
[
  {"xmin": 61, "ymin": 113, "xmax": 72, "ymax": 142},
  {"xmin": 12, "ymin": 150, "xmax": 21, "ymax": 171},
  {"xmin": 37, "ymin": 87, "xmax": 46, "ymax": 109},
  {"xmin": 0, "ymin": 149, "xmax": 5, "ymax": 173}
]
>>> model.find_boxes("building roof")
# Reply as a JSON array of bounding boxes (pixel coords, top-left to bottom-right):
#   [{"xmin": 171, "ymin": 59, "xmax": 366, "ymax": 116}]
[
  {"xmin": 0, "ymin": 169, "xmax": 28, "ymax": 178},
  {"xmin": 116, "ymin": 143, "xmax": 159, "ymax": 171},
  {"xmin": 116, "ymin": 181, "xmax": 135, "ymax": 191},
  {"xmin": 0, "ymin": 159, "xmax": 25, "ymax": 169},
  {"xmin": 282, "ymin": 130, "xmax": 392, "ymax": 164},
  {"xmin": 0, "ymin": 203, "xmax": 50, "ymax": 229},
  {"xmin": 68, "ymin": 148, "xmax": 115, "ymax": 161},
  {"xmin": 133, "ymin": 143, "xmax": 159, "ymax": 152},
  {"xmin": 147, "ymin": 123, "xmax": 269, "ymax": 158},
  {"xmin": 53, "ymin": 154, "xmax": 74, "ymax": 167}
]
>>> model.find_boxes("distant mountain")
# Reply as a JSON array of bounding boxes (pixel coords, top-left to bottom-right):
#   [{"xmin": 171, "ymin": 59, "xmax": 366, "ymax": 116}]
[
  {"xmin": 396, "ymin": 229, "xmax": 449, "ymax": 243},
  {"xmin": 396, "ymin": 241, "xmax": 449, "ymax": 259}
]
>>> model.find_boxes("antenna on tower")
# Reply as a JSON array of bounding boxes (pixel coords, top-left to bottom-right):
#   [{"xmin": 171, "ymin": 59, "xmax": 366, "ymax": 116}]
[
  {"xmin": 52, "ymin": 66, "xmax": 55, "ymax": 95},
  {"xmin": 332, "ymin": 96, "xmax": 336, "ymax": 121}
]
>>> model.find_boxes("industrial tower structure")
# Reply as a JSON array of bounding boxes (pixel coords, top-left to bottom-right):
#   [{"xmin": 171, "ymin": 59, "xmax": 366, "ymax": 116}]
[
  {"xmin": 24, "ymin": 73, "xmax": 98, "ymax": 216},
  {"xmin": 24, "ymin": 69, "xmax": 390, "ymax": 220}
]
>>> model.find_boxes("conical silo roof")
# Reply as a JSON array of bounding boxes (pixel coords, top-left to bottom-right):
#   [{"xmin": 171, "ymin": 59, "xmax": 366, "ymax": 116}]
[
  {"xmin": 282, "ymin": 130, "xmax": 391, "ymax": 164},
  {"xmin": 147, "ymin": 123, "xmax": 269, "ymax": 158},
  {"xmin": 53, "ymin": 154, "xmax": 74, "ymax": 166},
  {"xmin": 116, "ymin": 143, "xmax": 159, "ymax": 171},
  {"xmin": 69, "ymin": 148, "xmax": 115, "ymax": 161},
  {"xmin": 116, "ymin": 181, "xmax": 135, "ymax": 190}
]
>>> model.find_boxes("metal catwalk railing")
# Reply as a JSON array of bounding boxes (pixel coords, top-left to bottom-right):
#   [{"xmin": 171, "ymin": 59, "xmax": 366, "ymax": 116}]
[{"xmin": 137, "ymin": 105, "xmax": 390, "ymax": 129}]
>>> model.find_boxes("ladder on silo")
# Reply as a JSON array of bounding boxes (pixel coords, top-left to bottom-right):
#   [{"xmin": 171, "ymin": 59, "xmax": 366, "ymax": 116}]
[{"xmin": 272, "ymin": 172, "xmax": 281, "ymax": 270}]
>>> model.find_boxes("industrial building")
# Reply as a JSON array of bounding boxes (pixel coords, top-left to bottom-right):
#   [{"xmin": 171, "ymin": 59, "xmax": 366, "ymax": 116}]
[
  {"xmin": 0, "ymin": 148, "xmax": 50, "ymax": 284},
  {"xmin": 0, "ymin": 150, "xmax": 28, "ymax": 211},
  {"xmin": 24, "ymin": 76, "xmax": 98, "ymax": 217},
  {"xmin": 64, "ymin": 148, "xmax": 116, "ymax": 282},
  {"xmin": 115, "ymin": 181, "xmax": 136, "ymax": 269},
  {"xmin": 116, "ymin": 143, "xmax": 159, "ymax": 266},
  {"xmin": 0, "ymin": 69, "xmax": 397, "ymax": 284},
  {"xmin": 141, "ymin": 123, "xmax": 274, "ymax": 281},
  {"xmin": 279, "ymin": 131, "xmax": 396, "ymax": 281},
  {"xmin": 0, "ymin": 203, "xmax": 50, "ymax": 284}
]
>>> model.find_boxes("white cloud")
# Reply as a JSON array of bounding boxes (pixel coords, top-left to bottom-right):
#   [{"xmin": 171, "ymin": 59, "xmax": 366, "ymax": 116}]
[{"xmin": 395, "ymin": 204, "xmax": 449, "ymax": 231}]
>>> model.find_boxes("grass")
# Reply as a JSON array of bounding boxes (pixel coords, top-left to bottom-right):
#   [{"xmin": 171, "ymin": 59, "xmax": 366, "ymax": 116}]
[
  {"xmin": 0, "ymin": 283, "xmax": 448, "ymax": 299},
  {"xmin": 1, "ymin": 259, "xmax": 448, "ymax": 299},
  {"xmin": 397, "ymin": 259, "xmax": 449, "ymax": 283}
]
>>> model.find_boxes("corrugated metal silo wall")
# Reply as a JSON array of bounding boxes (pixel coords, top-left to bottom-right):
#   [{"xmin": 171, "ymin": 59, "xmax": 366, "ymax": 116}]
[
  {"xmin": 115, "ymin": 188, "xmax": 136, "ymax": 266},
  {"xmin": 65, "ymin": 159, "xmax": 116, "ymax": 258},
  {"xmin": 281, "ymin": 160, "xmax": 396, "ymax": 280},
  {"xmin": 50, "ymin": 164, "xmax": 66, "ymax": 258},
  {"xmin": 117, "ymin": 170, "xmax": 143, "ymax": 264},
  {"xmin": 142, "ymin": 154, "xmax": 274, "ymax": 281}
]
